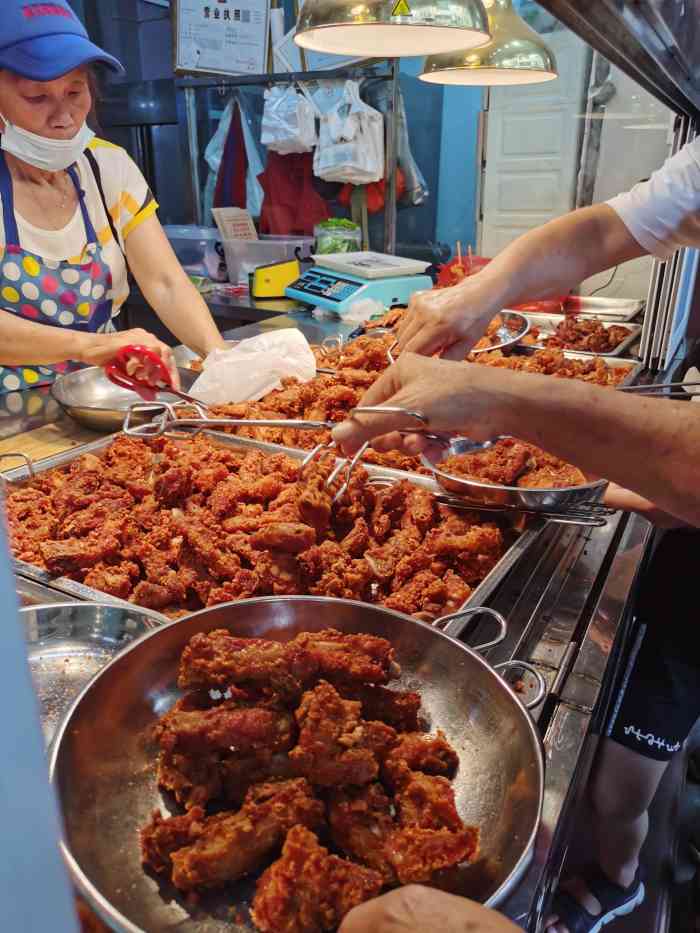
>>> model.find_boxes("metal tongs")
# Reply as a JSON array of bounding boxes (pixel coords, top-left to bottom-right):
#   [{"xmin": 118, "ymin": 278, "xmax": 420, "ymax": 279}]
[
  {"xmin": 105, "ymin": 344, "xmax": 200, "ymax": 405},
  {"xmin": 617, "ymin": 380, "xmax": 700, "ymax": 399}
]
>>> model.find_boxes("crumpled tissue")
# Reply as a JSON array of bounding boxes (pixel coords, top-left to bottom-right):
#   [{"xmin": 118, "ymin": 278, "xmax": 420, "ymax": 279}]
[
  {"xmin": 191, "ymin": 329, "xmax": 316, "ymax": 405},
  {"xmin": 311, "ymin": 298, "xmax": 386, "ymax": 325}
]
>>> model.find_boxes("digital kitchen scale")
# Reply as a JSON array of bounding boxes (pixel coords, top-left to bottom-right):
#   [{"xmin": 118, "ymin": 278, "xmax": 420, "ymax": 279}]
[{"xmin": 285, "ymin": 251, "xmax": 433, "ymax": 314}]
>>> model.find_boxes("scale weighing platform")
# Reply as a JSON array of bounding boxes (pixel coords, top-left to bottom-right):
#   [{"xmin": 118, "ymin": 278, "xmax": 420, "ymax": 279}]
[{"xmin": 285, "ymin": 251, "xmax": 433, "ymax": 314}]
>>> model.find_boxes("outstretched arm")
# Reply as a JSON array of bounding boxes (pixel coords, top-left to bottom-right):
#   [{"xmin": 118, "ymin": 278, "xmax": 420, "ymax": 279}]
[{"xmin": 332, "ymin": 355, "xmax": 700, "ymax": 527}]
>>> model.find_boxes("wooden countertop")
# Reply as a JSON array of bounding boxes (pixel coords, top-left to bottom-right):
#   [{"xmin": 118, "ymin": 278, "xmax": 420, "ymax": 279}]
[{"xmin": 0, "ymin": 416, "xmax": 100, "ymax": 469}]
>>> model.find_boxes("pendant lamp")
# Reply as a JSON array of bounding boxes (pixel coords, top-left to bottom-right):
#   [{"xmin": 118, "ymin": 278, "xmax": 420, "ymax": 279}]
[
  {"xmin": 420, "ymin": 0, "xmax": 557, "ymax": 85},
  {"xmin": 294, "ymin": 0, "xmax": 491, "ymax": 59}
]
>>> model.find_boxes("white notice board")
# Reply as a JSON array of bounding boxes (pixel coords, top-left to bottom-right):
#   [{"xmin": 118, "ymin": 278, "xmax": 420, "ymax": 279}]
[{"xmin": 174, "ymin": 0, "xmax": 270, "ymax": 76}]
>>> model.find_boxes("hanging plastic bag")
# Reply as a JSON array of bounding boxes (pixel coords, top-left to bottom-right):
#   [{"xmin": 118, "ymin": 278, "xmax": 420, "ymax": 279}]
[
  {"xmin": 262, "ymin": 85, "xmax": 317, "ymax": 155},
  {"xmin": 313, "ymin": 80, "xmax": 384, "ymax": 185}
]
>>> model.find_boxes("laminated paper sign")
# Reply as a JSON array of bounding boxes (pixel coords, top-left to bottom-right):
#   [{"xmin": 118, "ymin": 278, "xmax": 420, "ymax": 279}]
[{"xmin": 175, "ymin": 0, "xmax": 270, "ymax": 76}]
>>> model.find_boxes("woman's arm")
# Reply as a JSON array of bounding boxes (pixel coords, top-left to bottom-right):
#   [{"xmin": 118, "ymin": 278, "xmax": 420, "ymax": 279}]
[
  {"xmin": 125, "ymin": 215, "xmax": 227, "ymax": 358},
  {"xmin": 0, "ymin": 310, "xmax": 178, "ymax": 377},
  {"xmin": 331, "ymin": 354, "xmax": 700, "ymax": 527},
  {"xmin": 396, "ymin": 204, "xmax": 646, "ymax": 360}
]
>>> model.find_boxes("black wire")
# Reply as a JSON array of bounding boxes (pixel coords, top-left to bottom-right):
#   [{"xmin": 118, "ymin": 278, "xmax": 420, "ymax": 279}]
[{"xmin": 588, "ymin": 265, "xmax": 619, "ymax": 297}]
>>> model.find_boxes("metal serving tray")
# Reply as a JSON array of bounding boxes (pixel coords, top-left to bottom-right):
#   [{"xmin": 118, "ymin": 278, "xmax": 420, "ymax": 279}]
[
  {"xmin": 520, "ymin": 314, "xmax": 642, "ymax": 358},
  {"xmin": 506, "ymin": 296, "xmax": 644, "ymax": 322},
  {"xmin": 6, "ymin": 431, "xmax": 544, "ymax": 615}
]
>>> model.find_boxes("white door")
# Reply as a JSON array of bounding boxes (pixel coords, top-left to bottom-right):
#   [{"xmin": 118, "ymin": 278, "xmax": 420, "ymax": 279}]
[{"xmin": 479, "ymin": 31, "xmax": 591, "ymax": 256}]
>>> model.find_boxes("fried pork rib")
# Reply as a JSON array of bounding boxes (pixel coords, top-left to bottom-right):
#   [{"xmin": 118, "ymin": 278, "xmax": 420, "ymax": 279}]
[
  {"xmin": 178, "ymin": 628, "xmax": 399, "ymax": 694},
  {"xmin": 251, "ymin": 825, "xmax": 383, "ymax": 933},
  {"xmin": 156, "ymin": 703, "xmax": 294, "ymax": 757},
  {"xmin": 385, "ymin": 825, "xmax": 480, "ymax": 885},
  {"xmin": 328, "ymin": 783, "xmax": 397, "ymax": 882},
  {"xmin": 382, "ymin": 730, "xmax": 459, "ymax": 788},
  {"xmin": 151, "ymin": 778, "xmax": 325, "ymax": 892},
  {"xmin": 336, "ymin": 684, "xmax": 422, "ymax": 732},
  {"xmin": 290, "ymin": 681, "xmax": 397, "ymax": 787}
]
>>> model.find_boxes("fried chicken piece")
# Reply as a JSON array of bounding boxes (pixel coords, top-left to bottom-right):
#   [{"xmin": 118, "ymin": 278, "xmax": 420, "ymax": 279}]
[
  {"xmin": 156, "ymin": 703, "xmax": 295, "ymax": 757},
  {"xmin": 140, "ymin": 806, "xmax": 207, "ymax": 874},
  {"xmin": 382, "ymin": 730, "xmax": 459, "ymax": 788},
  {"xmin": 169, "ymin": 778, "xmax": 325, "ymax": 891},
  {"xmin": 385, "ymin": 825, "xmax": 479, "ymax": 884},
  {"xmin": 336, "ymin": 684, "xmax": 422, "ymax": 732},
  {"xmin": 251, "ymin": 825, "xmax": 383, "ymax": 933},
  {"xmin": 250, "ymin": 522, "xmax": 317, "ymax": 554},
  {"xmin": 39, "ymin": 534, "xmax": 120, "ymax": 575},
  {"xmin": 299, "ymin": 542, "xmax": 374, "ymax": 603},
  {"xmin": 517, "ymin": 462, "xmax": 587, "ymax": 488},
  {"xmin": 382, "ymin": 570, "xmax": 450, "ymax": 620},
  {"xmin": 83, "ymin": 560, "xmax": 140, "ymax": 600},
  {"xmin": 441, "ymin": 437, "xmax": 532, "ymax": 486},
  {"xmin": 292, "ymin": 629, "xmax": 399, "ymax": 686},
  {"xmin": 298, "ymin": 477, "xmax": 333, "ymax": 537},
  {"xmin": 394, "ymin": 772, "xmax": 464, "ymax": 831},
  {"xmin": 290, "ymin": 680, "xmax": 397, "ymax": 787},
  {"xmin": 205, "ymin": 569, "xmax": 262, "ymax": 606},
  {"xmin": 328, "ymin": 783, "xmax": 397, "ymax": 882},
  {"xmin": 177, "ymin": 630, "xmax": 316, "ymax": 693}
]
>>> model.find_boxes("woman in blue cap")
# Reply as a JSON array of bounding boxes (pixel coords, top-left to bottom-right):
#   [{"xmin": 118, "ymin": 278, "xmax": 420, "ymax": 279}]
[{"xmin": 0, "ymin": 0, "xmax": 225, "ymax": 392}]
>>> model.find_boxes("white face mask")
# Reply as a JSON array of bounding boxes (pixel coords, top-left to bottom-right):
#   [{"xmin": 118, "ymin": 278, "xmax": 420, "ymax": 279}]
[{"xmin": 0, "ymin": 114, "xmax": 94, "ymax": 172}]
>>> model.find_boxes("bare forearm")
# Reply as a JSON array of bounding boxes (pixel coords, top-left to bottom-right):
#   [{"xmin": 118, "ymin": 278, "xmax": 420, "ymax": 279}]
[
  {"xmin": 494, "ymin": 372, "xmax": 700, "ymax": 525},
  {"xmin": 455, "ymin": 205, "xmax": 646, "ymax": 319},
  {"xmin": 0, "ymin": 310, "xmax": 89, "ymax": 365},
  {"xmin": 140, "ymin": 274, "xmax": 226, "ymax": 358}
]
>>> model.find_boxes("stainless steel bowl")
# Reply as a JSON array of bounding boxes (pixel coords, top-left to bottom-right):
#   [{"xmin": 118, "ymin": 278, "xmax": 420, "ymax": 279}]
[
  {"xmin": 422, "ymin": 436, "xmax": 608, "ymax": 512},
  {"xmin": 50, "ymin": 596, "xmax": 544, "ymax": 932},
  {"xmin": 470, "ymin": 311, "xmax": 531, "ymax": 355},
  {"xmin": 51, "ymin": 366, "xmax": 198, "ymax": 432},
  {"xmin": 22, "ymin": 602, "xmax": 162, "ymax": 744}
]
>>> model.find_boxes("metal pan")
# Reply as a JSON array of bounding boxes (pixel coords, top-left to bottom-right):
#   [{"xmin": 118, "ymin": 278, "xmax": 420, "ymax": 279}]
[
  {"xmin": 51, "ymin": 366, "xmax": 199, "ymax": 433},
  {"xmin": 5, "ymin": 431, "xmax": 543, "ymax": 617},
  {"xmin": 505, "ymin": 297, "xmax": 644, "ymax": 322},
  {"xmin": 21, "ymin": 602, "xmax": 162, "ymax": 744},
  {"xmin": 50, "ymin": 596, "xmax": 544, "ymax": 933},
  {"xmin": 421, "ymin": 436, "xmax": 608, "ymax": 514},
  {"xmin": 519, "ymin": 314, "xmax": 641, "ymax": 358}
]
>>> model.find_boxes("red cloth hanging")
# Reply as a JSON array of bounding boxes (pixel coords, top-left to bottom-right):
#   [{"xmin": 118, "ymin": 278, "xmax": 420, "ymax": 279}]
[
  {"xmin": 214, "ymin": 102, "xmax": 247, "ymax": 209},
  {"xmin": 258, "ymin": 152, "xmax": 330, "ymax": 236}
]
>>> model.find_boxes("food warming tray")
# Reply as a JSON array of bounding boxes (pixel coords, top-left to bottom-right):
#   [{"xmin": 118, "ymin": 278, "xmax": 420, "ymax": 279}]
[
  {"xmin": 50, "ymin": 597, "xmax": 544, "ymax": 931},
  {"xmin": 6, "ymin": 431, "xmax": 543, "ymax": 617},
  {"xmin": 507, "ymin": 296, "xmax": 644, "ymax": 322},
  {"xmin": 519, "ymin": 314, "xmax": 642, "ymax": 358},
  {"xmin": 21, "ymin": 602, "xmax": 162, "ymax": 744}
]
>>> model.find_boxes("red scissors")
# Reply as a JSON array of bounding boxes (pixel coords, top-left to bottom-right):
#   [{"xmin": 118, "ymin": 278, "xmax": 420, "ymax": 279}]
[{"xmin": 105, "ymin": 345, "xmax": 198, "ymax": 404}]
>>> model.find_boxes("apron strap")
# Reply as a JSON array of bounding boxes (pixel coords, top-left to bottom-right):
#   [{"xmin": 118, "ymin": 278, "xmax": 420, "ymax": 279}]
[
  {"xmin": 66, "ymin": 164, "xmax": 99, "ymax": 246},
  {"xmin": 0, "ymin": 152, "xmax": 20, "ymax": 246}
]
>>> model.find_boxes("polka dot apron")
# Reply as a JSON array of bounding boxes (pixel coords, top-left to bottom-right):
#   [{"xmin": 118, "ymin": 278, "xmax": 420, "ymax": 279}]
[{"xmin": 0, "ymin": 151, "xmax": 114, "ymax": 393}]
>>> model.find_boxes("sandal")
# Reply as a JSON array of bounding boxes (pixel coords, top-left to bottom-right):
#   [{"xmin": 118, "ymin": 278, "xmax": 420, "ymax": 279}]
[{"xmin": 549, "ymin": 867, "xmax": 645, "ymax": 933}]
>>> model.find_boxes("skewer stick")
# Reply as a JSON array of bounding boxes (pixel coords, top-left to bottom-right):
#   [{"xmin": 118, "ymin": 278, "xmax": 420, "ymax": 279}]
[
  {"xmin": 468, "ymin": 244, "xmax": 473, "ymax": 273},
  {"xmin": 456, "ymin": 240, "xmax": 462, "ymax": 267}
]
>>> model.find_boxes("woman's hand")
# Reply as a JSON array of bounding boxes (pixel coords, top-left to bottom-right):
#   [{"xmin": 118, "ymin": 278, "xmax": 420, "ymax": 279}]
[
  {"xmin": 332, "ymin": 353, "xmax": 505, "ymax": 456},
  {"xmin": 76, "ymin": 328, "xmax": 180, "ymax": 389},
  {"xmin": 339, "ymin": 886, "xmax": 520, "ymax": 933},
  {"xmin": 395, "ymin": 278, "xmax": 502, "ymax": 361}
]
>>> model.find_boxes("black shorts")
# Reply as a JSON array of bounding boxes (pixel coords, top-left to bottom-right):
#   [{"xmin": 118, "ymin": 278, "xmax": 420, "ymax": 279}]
[{"xmin": 607, "ymin": 528, "xmax": 700, "ymax": 762}]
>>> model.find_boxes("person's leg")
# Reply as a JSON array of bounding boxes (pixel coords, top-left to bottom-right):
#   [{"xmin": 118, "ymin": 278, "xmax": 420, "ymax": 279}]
[{"xmin": 545, "ymin": 739, "xmax": 668, "ymax": 933}]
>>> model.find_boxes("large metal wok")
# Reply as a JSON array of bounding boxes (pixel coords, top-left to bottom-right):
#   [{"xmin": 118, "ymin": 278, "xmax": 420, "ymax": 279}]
[{"xmin": 50, "ymin": 597, "xmax": 544, "ymax": 932}]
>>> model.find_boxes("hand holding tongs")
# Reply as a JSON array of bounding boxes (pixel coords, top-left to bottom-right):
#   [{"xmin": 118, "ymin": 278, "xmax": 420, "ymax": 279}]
[{"xmin": 105, "ymin": 344, "xmax": 200, "ymax": 405}]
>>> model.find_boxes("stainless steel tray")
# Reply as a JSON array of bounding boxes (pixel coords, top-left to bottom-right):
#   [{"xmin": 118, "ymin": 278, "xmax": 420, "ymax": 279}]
[
  {"xmin": 16, "ymin": 576, "xmax": 75, "ymax": 607},
  {"xmin": 51, "ymin": 366, "xmax": 198, "ymax": 433},
  {"xmin": 7, "ymin": 431, "xmax": 544, "ymax": 615},
  {"xmin": 21, "ymin": 602, "xmax": 162, "ymax": 744},
  {"xmin": 520, "ymin": 314, "xmax": 642, "ymax": 358},
  {"xmin": 506, "ymin": 296, "xmax": 644, "ymax": 322}
]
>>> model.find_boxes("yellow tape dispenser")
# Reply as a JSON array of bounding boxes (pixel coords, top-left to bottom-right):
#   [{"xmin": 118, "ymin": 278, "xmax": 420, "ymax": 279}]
[{"xmin": 250, "ymin": 259, "xmax": 301, "ymax": 299}]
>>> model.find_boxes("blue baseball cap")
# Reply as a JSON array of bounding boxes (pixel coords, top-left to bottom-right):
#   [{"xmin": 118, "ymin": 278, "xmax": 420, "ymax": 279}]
[{"xmin": 0, "ymin": 1, "xmax": 124, "ymax": 81}]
